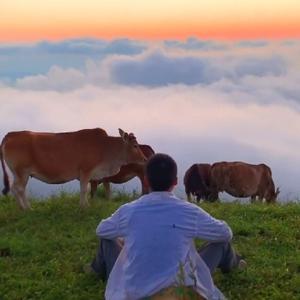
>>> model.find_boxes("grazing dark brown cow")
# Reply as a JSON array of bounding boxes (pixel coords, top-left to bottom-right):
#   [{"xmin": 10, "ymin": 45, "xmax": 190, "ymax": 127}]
[
  {"xmin": 90, "ymin": 144, "xmax": 155, "ymax": 199},
  {"xmin": 209, "ymin": 161, "xmax": 279, "ymax": 203},
  {"xmin": 0, "ymin": 128, "xmax": 146, "ymax": 210},
  {"xmin": 183, "ymin": 164, "xmax": 211, "ymax": 202}
]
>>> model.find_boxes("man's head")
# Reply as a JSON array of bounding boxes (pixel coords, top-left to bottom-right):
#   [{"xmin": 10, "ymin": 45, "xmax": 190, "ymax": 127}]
[{"xmin": 145, "ymin": 153, "xmax": 178, "ymax": 191}]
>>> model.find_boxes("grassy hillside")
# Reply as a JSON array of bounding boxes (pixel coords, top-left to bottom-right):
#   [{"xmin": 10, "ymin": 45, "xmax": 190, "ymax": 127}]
[{"xmin": 0, "ymin": 192, "xmax": 299, "ymax": 300}]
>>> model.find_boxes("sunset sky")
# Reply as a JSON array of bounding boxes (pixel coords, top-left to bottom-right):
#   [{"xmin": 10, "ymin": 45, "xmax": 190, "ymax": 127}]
[{"xmin": 1, "ymin": 0, "xmax": 300, "ymax": 41}]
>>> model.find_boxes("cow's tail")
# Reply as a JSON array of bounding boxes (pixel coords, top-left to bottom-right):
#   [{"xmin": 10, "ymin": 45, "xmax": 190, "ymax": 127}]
[{"xmin": 0, "ymin": 143, "xmax": 10, "ymax": 195}]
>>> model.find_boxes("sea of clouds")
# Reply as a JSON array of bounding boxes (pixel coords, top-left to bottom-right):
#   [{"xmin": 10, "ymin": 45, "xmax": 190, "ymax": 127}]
[{"xmin": 1, "ymin": 38, "xmax": 300, "ymax": 201}]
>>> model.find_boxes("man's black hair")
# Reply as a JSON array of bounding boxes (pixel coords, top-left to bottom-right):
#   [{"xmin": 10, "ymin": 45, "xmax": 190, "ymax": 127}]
[{"xmin": 145, "ymin": 153, "xmax": 177, "ymax": 191}]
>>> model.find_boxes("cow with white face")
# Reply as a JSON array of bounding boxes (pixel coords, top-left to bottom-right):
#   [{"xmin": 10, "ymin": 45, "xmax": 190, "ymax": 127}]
[{"xmin": 0, "ymin": 128, "xmax": 146, "ymax": 210}]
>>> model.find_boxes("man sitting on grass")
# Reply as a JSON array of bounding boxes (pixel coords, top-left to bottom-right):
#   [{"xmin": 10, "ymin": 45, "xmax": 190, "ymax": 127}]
[{"xmin": 85, "ymin": 153, "xmax": 246, "ymax": 300}]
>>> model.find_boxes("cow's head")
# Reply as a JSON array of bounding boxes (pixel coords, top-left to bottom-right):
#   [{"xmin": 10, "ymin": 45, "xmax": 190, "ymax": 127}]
[
  {"xmin": 139, "ymin": 144, "xmax": 155, "ymax": 159},
  {"xmin": 119, "ymin": 128, "xmax": 146, "ymax": 164},
  {"xmin": 273, "ymin": 187, "xmax": 280, "ymax": 202},
  {"xmin": 266, "ymin": 185, "xmax": 280, "ymax": 203}
]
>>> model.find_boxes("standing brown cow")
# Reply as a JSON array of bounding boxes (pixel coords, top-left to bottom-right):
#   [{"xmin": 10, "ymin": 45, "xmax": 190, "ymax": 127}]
[
  {"xmin": 209, "ymin": 161, "xmax": 279, "ymax": 203},
  {"xmin": 0, "ymin": 128, "xmax": 146, "ymax": 210},
  {"xmin": 90, "ymin": 144, "xmax": 155, "ymax": 199},
  {"xmin": 183, "ymin": 164, "xmax": 211, "ymax": 202}
]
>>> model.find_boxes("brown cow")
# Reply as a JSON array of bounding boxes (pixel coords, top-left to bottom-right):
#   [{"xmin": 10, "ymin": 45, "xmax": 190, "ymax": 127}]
[
  {"xmin": 183, "ymin": 164, "xmax": 211, "ymax": 202},
  {"xmin": 90, "ymin": 144, "xmax": 155, "ymax": 199},
  {"xmin": 209, "ymin": 161, "xmax": 279, "ymax": 203},
  {"xmin": 0, "ymin": 128, "xmax": 146, "ymax": 210}
]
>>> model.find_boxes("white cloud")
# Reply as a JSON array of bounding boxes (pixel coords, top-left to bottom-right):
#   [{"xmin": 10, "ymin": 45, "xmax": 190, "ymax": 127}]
[{"xmin": 15, "ymin": 66, "xmax": 86, "ymax": 91}]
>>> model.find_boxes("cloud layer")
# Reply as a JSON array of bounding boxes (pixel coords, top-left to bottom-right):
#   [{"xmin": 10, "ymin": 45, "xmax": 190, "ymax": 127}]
[{"xmin": 1, "ymin": 83, "xmax": 300, "ymax": 200}]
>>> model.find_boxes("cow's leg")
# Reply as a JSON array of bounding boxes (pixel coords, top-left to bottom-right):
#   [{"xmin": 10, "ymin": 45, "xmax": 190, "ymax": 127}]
[
  {"xmin": 196, "ymin": 194, "xmax": 202, "ymax": 203},
  {"xmin": 186, "ymin": 192, "xmax": 191, "ymax": 201},
  {"xmin": 103, "ymin": 181, "xmax": 111, "ymax": 200},
  {"xmin": 256, "ymin": 192, "xmax": 264, "ymax": 203},
  {"xmin": 208, "ymin": 190, "xmax": 219, "ymax": 202},
  {"xmin": 140, "ymin": 176, "xmax": 148, "ymax": 195},
  {"xmin": 191, "ymin": 193, "xmax": 198, "ymax": 203},
  {"xmin": 250, "ymin": 195, "xmax": 257, "ymax": 203},
  {"xmin": 185, "ymin": 187, "xmax": 191, "ymax": 201},
  {"xmin": 90, "ymin": 180, "xmax": 99, "ymax": 199},
  {"xmin": 80, "ymin": 175, "xmax": 90, "ymax": 208},
  {"xmin": 11, "ymin": 173, "xmax": 29, "ymax": 210},
  {"xmin": 22, "ymin": 186, "xmax": 31, "ymax": 210}
]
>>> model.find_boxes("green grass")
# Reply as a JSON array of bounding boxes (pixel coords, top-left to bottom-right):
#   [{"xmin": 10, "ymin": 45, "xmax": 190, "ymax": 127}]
[{"xmin": 0, "ymin": 192, "xmax": 300, "ymax": 300}]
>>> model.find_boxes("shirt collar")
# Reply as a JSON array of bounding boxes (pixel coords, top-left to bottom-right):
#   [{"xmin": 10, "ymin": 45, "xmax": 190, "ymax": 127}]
[
  {"xmin": 149, "ymin": 191, "xmax": 174, "ymax": 196},
  {"xmin": 139, "ymin": 191, "xmax": 177, "ymax": 202}
]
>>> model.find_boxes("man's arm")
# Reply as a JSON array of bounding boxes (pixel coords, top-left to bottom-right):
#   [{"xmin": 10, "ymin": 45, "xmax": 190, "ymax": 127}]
[
  {"xmin": 195, "ymin": 207, "xmax": 233, "ymax": 242},
  {"xmin": 96, "ymin": 207, "xmax": 125, "ymax": 239}
]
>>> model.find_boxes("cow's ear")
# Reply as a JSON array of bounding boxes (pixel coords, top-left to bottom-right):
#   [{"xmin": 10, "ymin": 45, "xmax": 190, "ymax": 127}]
[{"xmin": 119, "ymin": 128, "xmax": 129, "ymax": 141}]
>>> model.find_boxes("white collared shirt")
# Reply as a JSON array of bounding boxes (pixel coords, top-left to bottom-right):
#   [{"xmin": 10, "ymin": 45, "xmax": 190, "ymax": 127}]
[{"xmin": 96, "ymin": 192, "xmax": 232, "ymax": 300}]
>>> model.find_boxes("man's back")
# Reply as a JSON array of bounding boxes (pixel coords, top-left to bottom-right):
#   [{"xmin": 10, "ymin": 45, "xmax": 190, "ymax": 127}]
[
  {"xmin": 98, "ymin": 191, "xmax": 232, "ymax": 300},
  {"xmin": 124, "ymin": 192, "xmax": 199, "ymax": 293}
]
